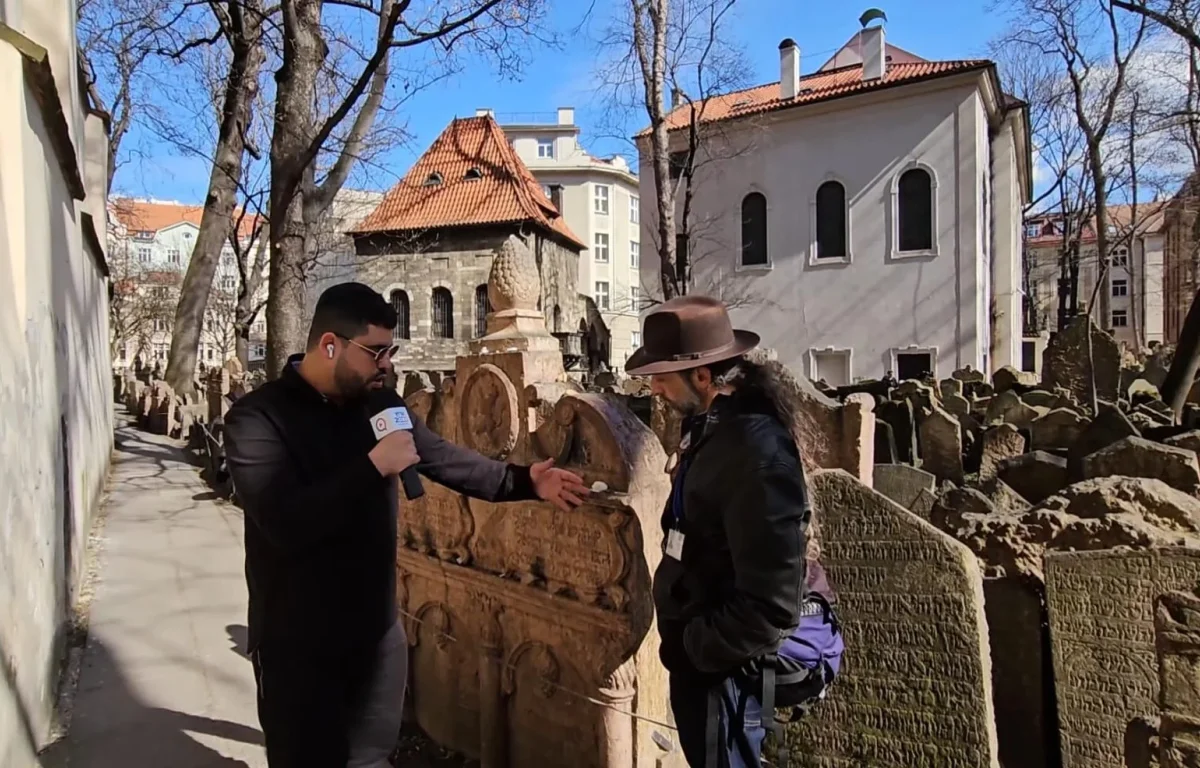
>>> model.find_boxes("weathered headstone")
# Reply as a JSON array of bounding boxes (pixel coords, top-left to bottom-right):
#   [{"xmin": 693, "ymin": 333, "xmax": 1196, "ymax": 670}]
[
  {"xmin": 920, "ymin": 405, "xmax": 964, "ymax": 484},
  {"xmin": 1082, "ymin": 436, "xmax": 1200, "ymax": 493},
  {"xmin": 1021, "ymin": 390, "xmax": 1060, "ymax": 409},
  {"xmin": 873, "ymin": 463, "xmax": 936, "ymax": 511},
  {"xmin": 1067, "ymin": 403, "xmax": 1140, "ymax": 481},
  {"xmin": 979, "ymin": 424, "xmax": 1026, "ymax": 483},
  {"xmin": 874, "ymin": 417, "xmax": 897, "ymax": 464},
  {"xmin": 1045, "ymin": 548, "xmax": 1200, "ymax": 768},
  {"xmin": 877, "ymin": 399, "xmax": 917, "ymax": 464},
  {"xmin": 785, "ymin": 470, "xmax": 1000, "ymax": 768},
  {"xmin": 996, "ymin": 451, "xmax": 1069, "ymax": 505},
  {"xmin": 1153, "ymin": 588, "xmax": 1200, "ymax": 768},
  {"xmin": 993, "ymin": 365, "xmax": 1038, "ymax": 394},
  {"xmin": 1041, "ymin": 315, "xmax": 1121, "ymax": 411},
  {"xmin": 1029, "ymin": 407, "xmax": 1088, "ymax": 451},
  {"xmin": 986, "ymin": 390, "xmax": 1043, "ymax": 428},
  {"xmin": 940, "ymin": 378, "xmax": 965, "ymax": 400},
  {"xmin": 1163, "ymin": 429, "xmax": 1200, "ymax": 456}
]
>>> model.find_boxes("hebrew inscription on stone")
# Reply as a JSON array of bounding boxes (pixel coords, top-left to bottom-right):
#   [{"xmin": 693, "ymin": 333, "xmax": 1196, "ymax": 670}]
[
  {"xmin": 1045, "ymin": 547, "xmax": 1200, "ymax": 768},
  {"xmin": 786, "ymin": 469, "xmax": 999, "ymax": 768}
]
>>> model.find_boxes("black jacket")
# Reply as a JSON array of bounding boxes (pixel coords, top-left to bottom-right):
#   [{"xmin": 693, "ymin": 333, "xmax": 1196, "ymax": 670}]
[
  {"xmin": 223, "ymin": 357, "xmax": 536, "ymax": 658},
  {"xmin": 652, "ymin": 392, "xmax": 810, "ymax": 681}
]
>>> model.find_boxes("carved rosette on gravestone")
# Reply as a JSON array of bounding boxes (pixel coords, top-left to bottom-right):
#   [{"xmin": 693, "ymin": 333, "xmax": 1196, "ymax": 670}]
[
  {"xmin": 785, "ymin": 470, "xmax": 1000, "ymax": 767},
  {"xmin": 394, "ymin": 248, "xmax": 674, "ymax": 768},
  {"xmin": 1045, "ymin": 548, "xmax": 1200, "ymax": 768}
]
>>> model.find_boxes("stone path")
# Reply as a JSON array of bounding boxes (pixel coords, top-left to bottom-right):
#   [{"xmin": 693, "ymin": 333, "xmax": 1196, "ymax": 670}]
[{"xmin": 46, "ymin": 412, "xmax": 266, "ymax": 768}]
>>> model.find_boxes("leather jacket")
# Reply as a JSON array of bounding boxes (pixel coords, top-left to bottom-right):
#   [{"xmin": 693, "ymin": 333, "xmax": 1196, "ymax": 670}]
[{"xmin": 652, "ymin": 391, "xmax": 810, "ymax": 680}]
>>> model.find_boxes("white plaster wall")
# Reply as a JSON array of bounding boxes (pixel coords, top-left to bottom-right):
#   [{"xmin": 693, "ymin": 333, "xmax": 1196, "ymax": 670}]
[
  {"xmin": 1142, "ymin": 233, "xmax": 1165, "ymax": 345},
  {"xmin": 0, "ymin": 11, "xmax": 113, "ymax": 766},
  {"xmin": 990, "ymin": 117, "xmax": 1023, "ymax": 371},
  {"xmin": 639, "ymin": 80, "xmax": 991, "ymax": 380}
]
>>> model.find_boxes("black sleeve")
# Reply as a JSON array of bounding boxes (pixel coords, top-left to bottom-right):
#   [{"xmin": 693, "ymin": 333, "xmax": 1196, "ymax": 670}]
[
  {"xmin": 682, "ymin": 456, "xmax": 809, "ymax": 674},
  {"xmin": 409, "ymin": 408, "xmax": 539, "ymax": 502},
  {"xmin": 224, "ymin": 404, "xmax": 386, "ymax": 552}
]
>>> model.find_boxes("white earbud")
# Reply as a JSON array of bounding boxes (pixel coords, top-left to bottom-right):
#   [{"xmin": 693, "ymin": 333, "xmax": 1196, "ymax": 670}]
[{"xmin": 326, "ymin": 344, "xmax": 335, "ymax": 359}]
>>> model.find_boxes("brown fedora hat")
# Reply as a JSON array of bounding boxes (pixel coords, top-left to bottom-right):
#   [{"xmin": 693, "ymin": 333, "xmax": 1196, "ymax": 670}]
[{"xmin": 625, "ymin": 295, "xmax": 760, "ymax": 376}]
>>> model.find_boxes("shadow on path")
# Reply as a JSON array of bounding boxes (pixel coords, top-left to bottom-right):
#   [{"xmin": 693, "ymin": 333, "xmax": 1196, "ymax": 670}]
[{"xmin": 41, "ymin": 637, "xmax": 261, "ymax": 768}]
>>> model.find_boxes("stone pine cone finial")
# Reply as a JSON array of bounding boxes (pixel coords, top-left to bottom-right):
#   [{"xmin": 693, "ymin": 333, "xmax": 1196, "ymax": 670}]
[{"xmin": 488, "ymin": 236, "xmax": 540, "ymax": 313}]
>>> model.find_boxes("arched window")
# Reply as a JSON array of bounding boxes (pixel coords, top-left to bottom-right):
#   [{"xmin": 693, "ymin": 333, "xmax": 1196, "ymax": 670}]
[
  {"xmin": 741, "ymin": 192, "xmax": 768, "ymax": 266},
  {"xmin": 815, "ymin": 180, "xmax": 847, "ymax": 259},
  {"xmin": 431, "ymin": 287, "xmax": 454, "ymax": 339},
  {"xmin": 389, "ymin": 290, "xmax": 410, "ymax": 341},
  {"xmin": 552, "ymin": 305, "xmax": 563, "ymax": 334},
  {"xmin": 474, "ymin": 284, "xmax": 490, "ymax": 338},
  {"xmin": 897, "ymin": 168, "xmax": 934, "ymax": 252}
]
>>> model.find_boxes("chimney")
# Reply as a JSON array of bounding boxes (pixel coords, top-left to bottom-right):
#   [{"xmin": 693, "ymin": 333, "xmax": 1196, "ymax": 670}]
[
  {"xmin": 671, "ymin": 87, "xmax": 686, "ymax": 109},
  {"xmin": 861, "ymin": 24, "xmax": 885, "ymax": 81},
  {"xmin": 557, "ymin": 107, "xmax": 575, "ymax": 125},
  {"xmin": 475, "ymin": 108, "xmax": 494, "ymax": 118},
  {"xmin": 779, "ymin": 39, "xmax": 800, "ymax": 100}
]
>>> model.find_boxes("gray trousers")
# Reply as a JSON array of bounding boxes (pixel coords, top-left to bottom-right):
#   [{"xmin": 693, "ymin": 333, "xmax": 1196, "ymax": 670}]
[{"xmin": 347, "ymin": 620, "xmax": 409, "ymax": 768}]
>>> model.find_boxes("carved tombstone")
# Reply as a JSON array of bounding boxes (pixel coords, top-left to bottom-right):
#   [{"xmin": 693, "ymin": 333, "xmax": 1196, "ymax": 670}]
[
  {"xmin": 395, "ymin": 249, "xmax": 673, "ymax": 768},
  {"xmin": 1154, "ymin": 588, "xmax": 1200, "ymax": 768},
  {"xmin": 784, "ymin": 470, "xmax": 1000, "ymax": 767},
  {"xmin": 1045, "ymin": 548, "xmax": 1200, "ymax": 768},
  {"xmin": 1040, "ymin": 316, "xmax": 1121, "ymax": 411},
  {"xmin": 920, "ymin": 405, "xmax": 965, "ymax": 485}
]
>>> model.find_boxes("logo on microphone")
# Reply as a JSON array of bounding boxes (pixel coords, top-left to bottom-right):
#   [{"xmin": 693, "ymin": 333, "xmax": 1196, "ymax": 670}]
[{"xmin": 374, "ymin": 416, "xmax": 387, "ymax": 433}]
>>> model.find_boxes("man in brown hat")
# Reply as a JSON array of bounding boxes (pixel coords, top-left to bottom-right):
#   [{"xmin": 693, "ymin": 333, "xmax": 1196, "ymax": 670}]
[{"xmin": 628, "ymin": 295, "xmax": 825, "ymax": 768}]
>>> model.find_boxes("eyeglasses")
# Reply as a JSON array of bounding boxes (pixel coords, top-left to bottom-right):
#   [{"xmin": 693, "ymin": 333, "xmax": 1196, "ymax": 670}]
[{"xmin": 336, "ymin": 334, "xmax": 399, "ymax": 363}]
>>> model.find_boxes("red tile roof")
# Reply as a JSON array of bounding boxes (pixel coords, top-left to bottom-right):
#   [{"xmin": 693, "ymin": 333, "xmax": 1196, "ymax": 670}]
[
  {"xmin": 353, "ymin": 116, "xmax": 585, "ymax": 249},
  {"xmin": 637, "ymin": 59, "xmax": 992, "ymax": 136},
  {"xmin": 1025, "ymin": 202, "xmax": 1168, "ymax": 246},
  {"xmin": 111, "ymin": 198, "xmax": 260, "ymax": 239}
]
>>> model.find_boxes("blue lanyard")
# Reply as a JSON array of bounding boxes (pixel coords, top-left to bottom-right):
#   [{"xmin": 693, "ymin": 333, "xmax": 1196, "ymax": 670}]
[{"xmin": 670, "ymin": 451, "xmax": 693, "ymax": 526}]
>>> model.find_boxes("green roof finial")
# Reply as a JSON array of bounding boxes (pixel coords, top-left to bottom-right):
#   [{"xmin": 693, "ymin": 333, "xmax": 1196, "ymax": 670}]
[{"xmin": 859, "ymin": 8, "xmax": 887, "ymax": 28}]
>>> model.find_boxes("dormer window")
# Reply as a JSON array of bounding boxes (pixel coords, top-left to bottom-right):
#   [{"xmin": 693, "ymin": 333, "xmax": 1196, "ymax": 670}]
[
  {"xmin": 423, "ymin": 172, "xmax": 444, "ymax": 186},
  {"xmin": 464, "ymin": 167, "xmax": 483, "ymax": 180}
]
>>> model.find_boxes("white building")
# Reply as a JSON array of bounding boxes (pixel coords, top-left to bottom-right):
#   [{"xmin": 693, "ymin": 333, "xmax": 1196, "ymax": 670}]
[
  {"xmin": 1, "ymin": 1, "xmax": 113, "ymax": 764},
  {"xmin": 108, "ymin": 199, "xmax": 265, "ymax": 369},
  {"xmin": 499, "ymin": 108, "xmax": 643, "ymax": 370},
  {"xmin": 635, "ymin": 22, "xmax": 1032, "ymax": 384}
]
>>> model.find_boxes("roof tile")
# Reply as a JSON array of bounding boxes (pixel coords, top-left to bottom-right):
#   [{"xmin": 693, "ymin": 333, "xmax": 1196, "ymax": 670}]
[
  {"xmin": 353, "ymin": 115, "xmax": 585, "ymax": 249},
  {"xmin": 640, "ymin": 60, "xmax": 991, "ymax": 136}
]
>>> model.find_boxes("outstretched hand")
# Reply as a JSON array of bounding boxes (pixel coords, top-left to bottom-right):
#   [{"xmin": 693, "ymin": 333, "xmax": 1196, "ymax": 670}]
[{"xmin": 530, "ymin": 458, "xmax": 590, "ymax": 512}]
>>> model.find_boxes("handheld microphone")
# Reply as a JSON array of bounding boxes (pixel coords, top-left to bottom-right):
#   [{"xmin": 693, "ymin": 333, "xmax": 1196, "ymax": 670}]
[{"xmin": 368, "ymin": 391, "xmax": 425, "ymax": 500}]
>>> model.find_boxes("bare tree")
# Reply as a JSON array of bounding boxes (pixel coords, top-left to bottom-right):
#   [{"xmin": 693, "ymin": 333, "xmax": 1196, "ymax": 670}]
[
  {"xmin": 77, "ymin": 0, "xmax": 182, "ymax": 193},
  {"xmin": 107, "ymin": 239, "xmax": 182, "ymax": 365},
  {"xmin": 1111, "ymin": 0, "xmax": 1200, "ymax": 53},
  {"xmin": 162, "ymin": 0, "xmax": 269, "ymax": 395},
  {"xmin": 265, "ymin": 0, "xmax": 552, "ymax": 377},
  {"xmin": 597, "ymin": 0, "xmax": 762, "ymax": 307}
]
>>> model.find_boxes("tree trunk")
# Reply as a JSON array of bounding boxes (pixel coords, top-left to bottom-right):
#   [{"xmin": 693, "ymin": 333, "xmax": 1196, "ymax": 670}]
[
  {"xmin": 163, "ymin": 4, "xmax": 265, "ymax": 395},
  {"xmin": 1163, "ymin": 288, "xmax": 1200, "ymax": 417},
  {"xmin": 267, "ymin": 0, "xmax": 324, "ymax": 378}
]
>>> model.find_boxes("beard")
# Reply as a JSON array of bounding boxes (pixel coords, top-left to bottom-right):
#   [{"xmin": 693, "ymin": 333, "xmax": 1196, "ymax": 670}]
[
  {"xmin": 333, "ymin": 358, "xmax": 383, "ymax": 401},
  {"xmin": 664, "ymin": 389, "xmax": 704, "ymax": 418}
]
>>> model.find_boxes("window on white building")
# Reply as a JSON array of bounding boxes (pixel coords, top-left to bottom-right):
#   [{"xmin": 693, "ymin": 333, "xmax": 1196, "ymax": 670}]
[
  {"xmin": 741, "ymin": 192, "xmax": 768, "ymax": 266},
  {"xmin": 1112, "ymin": 309, "xmax": 1129, "ymax": 327},
  {"xmin": 631, "ymin": 330, "xmax": 641, "ymax": 349},
  {"xmin": 594, "ymin": 281, "xmax": 610, "ymax": 311},
  {"xmin": 594, "ymin": 185, "xmax": 610, "ymax": 215},
  {"xmin": 206, "ymin": 348, "xmax": 213, "ymax": 360},
  {"xmin": 168, "ymin": 249, "xmax": 180, "ymax": 265},
  {"xmin": 630, "ymin": 196, "xmax": 639, "ymax": 224},
  {"xmin": 630, "ymin": 286, "xmax": 640, "ymax": 310},
  {"xmin": 537, "ymin": 138, "xmax": 555, "ymax": 158},
  {"xmin": 222, "ymin": 276, "xmax": 236, "ymax": 290},
  {"xmin": 897, "ymin": 168, "xmax": 934, "ymax": 252},
  {"xmin": 1112, "ymin": 248, "xmax": 1129, "ymax": 267},
  {"xmin": 630, "ymin": 241, "xmax": 640, "ymax": 269},
  {"xmin": 812, "ymin": 350, "xmax": 852, "ymax": 388},
  {"xmin": 896, "ymin": 351, "xmax": 933, "ymax": 380},
  {"xmin": 138, "ymin": 247, "xmax": 151, "ymax": 263},
  {"xmin": 1112, "ymin": 279, "xmax": 1128, "ymax": 297},
  {"xmin": 815, "ymin": 180, "xmax": 847, "ymax": 259},
  {"xmin": 594, "ymin": 233, "xmax": 610, "ymax": 263},
  {"xmin": 1025, "ymin": 222, "xmax": 1041, "ymax": 240}
]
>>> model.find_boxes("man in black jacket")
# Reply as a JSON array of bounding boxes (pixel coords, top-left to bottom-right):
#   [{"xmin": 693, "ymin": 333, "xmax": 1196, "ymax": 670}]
[
  {"xmin": 223, "ymin": 282, "xmax": 589, "ymax": 767},
  {"xmin": 626, "ymin": 295, "xmax": 810, "ymax": 768}
]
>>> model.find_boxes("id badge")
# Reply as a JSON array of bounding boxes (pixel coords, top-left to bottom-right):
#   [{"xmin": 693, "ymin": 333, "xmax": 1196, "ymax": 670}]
[{"xmin": 665, "ymin": 529, "xmax": 685, "ymax": 560}]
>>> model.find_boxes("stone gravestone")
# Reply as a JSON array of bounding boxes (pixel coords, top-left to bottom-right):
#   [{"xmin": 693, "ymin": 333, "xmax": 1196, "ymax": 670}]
[
  {"xmin": 877, "ymin": 399, "xmax": 917, "ymax": 464},
  {"xmin": 920, "ymin": 405, "xmax": 964, "ymax": 485},
  {"xmin": 979, "ymin": 424, "xmax": 1025, "ymax": 483},
  {"xmin": 785, "ymin": 470, "xmax": 1000, "ymax": 767},
  {"xmin": 1040, "ymin": 316, "xmax": 1121, "ymax": 411},
  {"xmin": 1045, "ymin": 548, "xmax": 1200, "ymax": 768},
  {"xmin": 394, "ymin": 242, "xmax": 673, "ymax": 768},
  {"xmin": 873, "ymin": 464, "xmax": 937, "ymax": 511},
  {"xmin": 1154, "ymin": 588, "xmax": 1200, "ymax": 768}
]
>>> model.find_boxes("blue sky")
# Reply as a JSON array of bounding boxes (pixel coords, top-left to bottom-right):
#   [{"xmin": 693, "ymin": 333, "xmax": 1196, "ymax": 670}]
[{"xmin": 116, "ymin": 0, "xmax": 1005, "ymax": 203}]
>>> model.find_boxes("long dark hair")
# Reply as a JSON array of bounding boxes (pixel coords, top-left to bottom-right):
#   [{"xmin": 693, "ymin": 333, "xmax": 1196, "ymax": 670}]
[{"xmin": 704, "ymin": 354, "xmax": 800, "ymax": 441}]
